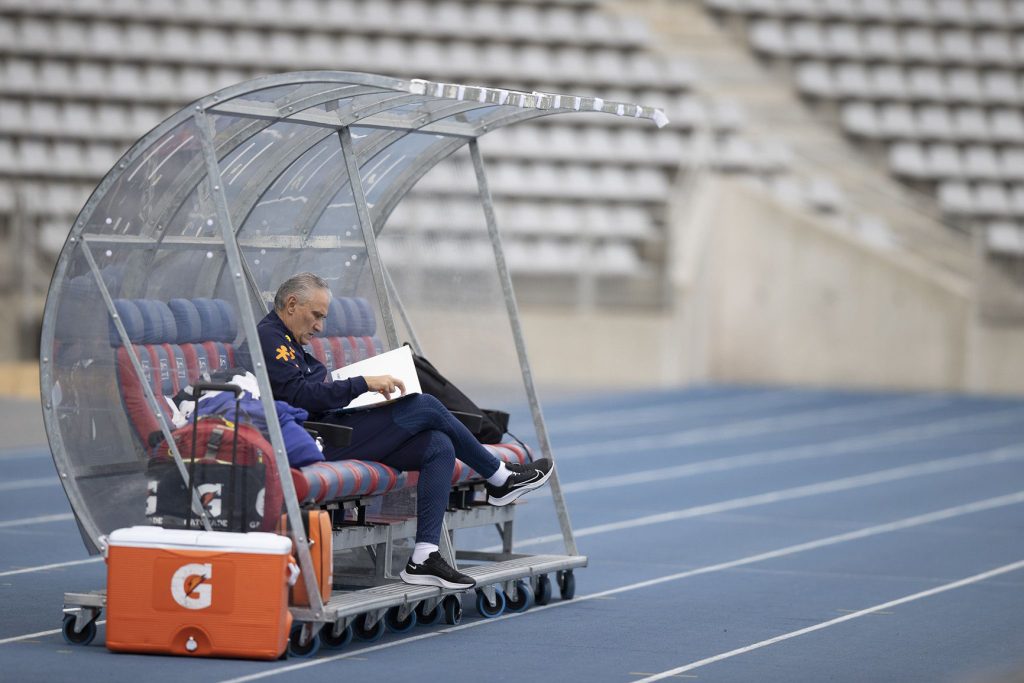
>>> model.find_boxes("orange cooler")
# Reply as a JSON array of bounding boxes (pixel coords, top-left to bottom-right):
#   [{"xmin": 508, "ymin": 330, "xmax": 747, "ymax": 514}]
[{"xmin": 105, "ymin": 526, "xmax": 296, "ymax": 660}]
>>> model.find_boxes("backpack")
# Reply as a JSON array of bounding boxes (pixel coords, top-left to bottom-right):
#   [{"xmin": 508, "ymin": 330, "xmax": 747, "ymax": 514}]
[{"xmin": 147, "ymin": 416, "xmax": 283, "ymax": 532}]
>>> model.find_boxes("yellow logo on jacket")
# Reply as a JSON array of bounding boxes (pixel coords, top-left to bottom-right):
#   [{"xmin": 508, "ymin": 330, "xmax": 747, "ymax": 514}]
[{"xmin": 275, "ymin": 345, "xmax": 295, "ymax": 362}]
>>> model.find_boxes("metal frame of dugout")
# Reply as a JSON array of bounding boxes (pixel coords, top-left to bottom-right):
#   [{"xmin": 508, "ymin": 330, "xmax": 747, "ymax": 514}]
[{"xmin": 42, "ymin": 71, "xmax": 667, "ymax": 655}]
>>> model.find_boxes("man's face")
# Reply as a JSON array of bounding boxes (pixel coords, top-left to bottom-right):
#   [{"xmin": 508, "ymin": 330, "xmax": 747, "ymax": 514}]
[{"xmin": 281, "ymin": 288, "xmax": 329, "ymax": 345}]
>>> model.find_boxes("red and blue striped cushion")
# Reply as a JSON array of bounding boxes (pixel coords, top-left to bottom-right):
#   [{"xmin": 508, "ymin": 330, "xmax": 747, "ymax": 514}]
[{"xmin": 292, "ymin": 442, "xmax": 533, "ymax": 505}]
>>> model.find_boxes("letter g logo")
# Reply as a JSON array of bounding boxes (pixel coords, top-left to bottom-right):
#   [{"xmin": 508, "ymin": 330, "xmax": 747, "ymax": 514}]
[{"xmin": 170, "ymin": 563, "xmax": 213, "ymax": 610}]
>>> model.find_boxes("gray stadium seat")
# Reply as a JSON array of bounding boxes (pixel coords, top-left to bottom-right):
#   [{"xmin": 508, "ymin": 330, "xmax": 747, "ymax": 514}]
[
  {"xmin": 1000, "ymin": 148, "xmax": 1024, "ymax": 181},
  {"xmin": 981, "ymin": 70, "xmax": 1020, "ymax": 104},
  {"xmin": 819, "ymin": 0, "xmax": 856, "ymax": 20},
  {"xmin": 963, "ymin": 145, "xmax": 1002, "ymax": 179},
  {"xmin": 780, "ymin": 0, "xmax": 819, "ymax": 18},
  {"xmin": 986, "ymin": 222, "xmax": 1024, "ymax": 254},
  {"xmin": 918, "ymin": 104, "xmax": 955, "ymax": 139},
  {"xmin": 795, "ymin": 61, "xmax": 835, "ymax": 97},
  {"xmin": 928, "ymin": 143, "xmax": 964, "ymax": 178},
  {"xmin": 990, "ymin": 110, "xmax": 1024, "ymax": 143},
  {"xmin": 902, "ymin": 28, "xmax": 940, "ymax": 63},
  {"xmin": 791, "ymin": 21, "xmax": 827, "ymax": 56},
  {"xmin": 908, "ymin": 66, "xmax": 946, "ymax": 101},
  {"xmin": 863, "ymin": 26, "xmax": 902, "ymax": 61},
  {"xmin": 952, "ymin": 107, "xmax": 991, "ymax": 141},
  {"xmin": 894, "ymin": 0, "xmax": 935, "ymax": 23},
  {"xmin": 871, "ymin": 64, "xmax": 909, "ymax": 99},
  {"xmin": 934, "ymin": 0, "xmax": 972, "ymax": 26},
  {"xmin": 937, "ymin": 181, "xmax": 974, "ymax": 213},
  {"xmin": 972, "ymin": 0, "xmax": 1009, "ymax": 27},
  {"xmin": 860, "ymin": 0, "xmax": 895, "ymax": 22},
  {"xmin": 976, "ymin": 31, "xmax": 1015, "ymax": 65},
  {"xmin": 1010, "ymin": 186, "xmax": 1024, "ymax": 216},
  {"xmin": 975, "ymin": 182, "xmax": 1011, "ymax": 216},
  {"xmin": 835, "ymin": 62, "xmax": 871, "ymax": 98},
  {"xmin": 841, "ymin": 102, "xmax": 879, "ymax": 137},
  {"xmin": 826, "ymin": 23, "xmax": 862, "ymax": 60},
  {"xmin": 750, "ymin": 20, "xmax": 790, "ymax": 55},
  {"xmin": 939, "ymin": 29, "xmax": 976, "ymax": 64},
  {"xmin": 879, "ymin": 103, "xmax": 917, "ymax": 138},
  {"xmin": 806, "ymin": 177, "xmax": 843, "ymax": 211},
  {"xmin": 890, "ymin": 141, "xmax": 928, "ymax": 178},
  {"xmin": 946, "ymin": 68, "xmax": 983, "ymax": 103}
]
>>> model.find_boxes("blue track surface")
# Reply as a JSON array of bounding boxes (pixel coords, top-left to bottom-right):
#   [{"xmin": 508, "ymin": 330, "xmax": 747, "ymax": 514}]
[{"xmin": 2, "ymin": 385, "xmax": 1024, "ymax": 682}]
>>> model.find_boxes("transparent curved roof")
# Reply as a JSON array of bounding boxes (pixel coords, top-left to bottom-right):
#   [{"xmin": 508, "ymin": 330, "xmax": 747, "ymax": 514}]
[{"xmin": 40, "ymin": 71, "xmax": 667, "ymax": 552}]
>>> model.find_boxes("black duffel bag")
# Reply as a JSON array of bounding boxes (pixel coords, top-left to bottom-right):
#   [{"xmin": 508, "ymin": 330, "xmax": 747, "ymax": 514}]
[{"xmin": 410, "ymin": 347, "xmax": 510, "ymax": 445}]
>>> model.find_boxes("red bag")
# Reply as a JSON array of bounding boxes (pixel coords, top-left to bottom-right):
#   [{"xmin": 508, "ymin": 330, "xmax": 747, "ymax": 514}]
[{"xmin": 148, "ymin": 416, "xmax": 283, "ymax": 532}]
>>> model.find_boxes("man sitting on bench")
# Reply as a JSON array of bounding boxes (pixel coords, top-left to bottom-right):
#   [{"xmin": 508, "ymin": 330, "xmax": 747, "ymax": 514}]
[{"xmin": 258, "ymin": 272, "xmax": 553, "ymax": 590}]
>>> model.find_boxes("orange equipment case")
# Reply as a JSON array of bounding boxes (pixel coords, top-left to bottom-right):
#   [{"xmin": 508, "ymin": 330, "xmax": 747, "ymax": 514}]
[
  {"xmin": 278, "ymin": 510, "xmax": 332, "ymax": 606},
  {"xmin": 104, "ymin": 526, "xmax": 297, "ymax": 660}
]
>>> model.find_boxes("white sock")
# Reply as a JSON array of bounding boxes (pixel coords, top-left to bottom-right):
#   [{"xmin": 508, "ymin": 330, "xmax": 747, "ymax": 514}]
[
  {"xmin": 412, "ymin": 542, "xmax": 439, "ymax": 565},
  {"xmin": 486, "ymin": 462, "xmax": 511, "ymax": 487}
]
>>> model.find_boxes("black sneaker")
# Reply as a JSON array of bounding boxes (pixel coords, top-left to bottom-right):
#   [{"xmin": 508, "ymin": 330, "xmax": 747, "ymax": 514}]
[
  {"xmin": 486, "ymin": 458, "xmax": 553, "ymax": 506},
  {"xmin": 400, "ymin": 552, "xmax": 476, "ymax": 590}
]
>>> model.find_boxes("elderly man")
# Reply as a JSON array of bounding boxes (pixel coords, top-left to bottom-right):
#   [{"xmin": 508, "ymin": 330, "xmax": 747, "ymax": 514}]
[{"xmin": 258, "ymin": 272, "xmax": 552, "ymax": 590}]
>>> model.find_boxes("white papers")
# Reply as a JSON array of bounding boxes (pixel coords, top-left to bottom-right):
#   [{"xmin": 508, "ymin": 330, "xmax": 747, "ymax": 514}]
[{"xmin": 330, "ymin": 345, "xmax": 422, "ymax": 409}]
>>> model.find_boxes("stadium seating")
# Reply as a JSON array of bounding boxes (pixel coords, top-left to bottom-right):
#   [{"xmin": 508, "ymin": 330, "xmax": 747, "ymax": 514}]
[
  {"xmin": 0, "ymin": 0, "xmax": 798, "ymax": 311},
  {"xmin": 704, "ymin": 0, "xmax": 1024, "ymax": 247}
]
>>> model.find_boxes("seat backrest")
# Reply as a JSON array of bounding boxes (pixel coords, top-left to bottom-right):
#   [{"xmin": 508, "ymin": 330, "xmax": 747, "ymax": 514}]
[
  {"xmin": 305, "ymin": 296, "xmax": 384, "ymax": 374},
  {"xmin": 111, "ymin": 297, "xmax": 237, "ymax": 447}
]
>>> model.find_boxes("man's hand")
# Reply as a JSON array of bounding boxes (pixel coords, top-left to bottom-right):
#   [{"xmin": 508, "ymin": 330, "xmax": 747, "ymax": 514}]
[{"xmin": 363, "ymin": 374, "xmax": 406, "ymax": 399}]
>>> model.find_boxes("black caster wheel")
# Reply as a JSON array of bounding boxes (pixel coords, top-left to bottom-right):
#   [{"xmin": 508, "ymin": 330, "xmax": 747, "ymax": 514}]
[
  {"xmin": 384, "ymin": 606, "xmax": 417, "ymax": 634},
  {"xmin": 61, "ymin": 614, "xmax": 97, "ymax": 646},
  {"xmin": 287, "ymin": 625, "xmax": 321, "ymax": 658},
  {"xmin": 353, "ymin": 613, "xmax": 386, "ymax": 642},
  {"xmin": 557, "ymin": 570, "xmax": 576, "ymax": 600},
  {"xmin": 416, "ymin": 601, "xmax": 445, "ymax": 626},
  {"xmin": 321, "ymin": 622, "xmax": 353, "ymax": 650},
  {"xmin": 475, "ymin": 589, "xmax": 506, "ymax": 618},
  {"xmin": 505, "ymin": 580, "xmax": 534, "ymax": 613},
  {"xmin": 534, "ymin": 574, "xmax": 553, "ymax": 606},
  {"xmin": 443, "ymin": 595, "xmax": 463, "ymax": 626}
]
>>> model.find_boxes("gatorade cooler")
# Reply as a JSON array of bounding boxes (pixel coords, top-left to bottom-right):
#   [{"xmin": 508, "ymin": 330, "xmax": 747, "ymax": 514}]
[{"xmin": 104, "ymin": 526, "xmax": 297, "ymax": 660}]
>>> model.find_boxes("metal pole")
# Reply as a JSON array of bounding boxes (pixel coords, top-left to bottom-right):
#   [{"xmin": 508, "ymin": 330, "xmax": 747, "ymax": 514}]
[
  {"xmin": 337, "ymin": 126, "xmax": 400, "ymax": 350},
  {"xmin": 383, "ymin": 264, "xmax": 424, "ymax": 355},
  {"xmin": 79, "ymin": 239, "xmax": 213, "ymax": 532},
  {"xmin": 194, "ymin": 110, "xmax": 326, "ymax": 617},
  {"xmin": 468, "ymin": 139, "xmax": 579, "ymax": 557}
]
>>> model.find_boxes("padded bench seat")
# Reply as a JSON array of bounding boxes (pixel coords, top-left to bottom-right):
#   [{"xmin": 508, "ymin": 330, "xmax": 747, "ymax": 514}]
[{"xmin": 294, "ymin": 442, "xmax": 531, "ymax": 505}]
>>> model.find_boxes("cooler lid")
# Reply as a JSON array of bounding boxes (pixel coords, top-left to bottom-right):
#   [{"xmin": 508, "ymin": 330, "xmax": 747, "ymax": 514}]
[{"xmin": 106, "ymin": 526, "xmax": 293, "ymax": 555}]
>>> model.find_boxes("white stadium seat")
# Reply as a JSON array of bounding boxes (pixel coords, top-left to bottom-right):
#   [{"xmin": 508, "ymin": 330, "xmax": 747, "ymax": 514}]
[
  {"xmin": 938, "ymin": 181, "xmax": 974, "ymax": 213},
  {"xmin": 918, "ymin": 105, "xmax": 955, "ymax": 139},
  {"xmin": 890, "ymin": 141, "xmax": 928, "ymax": 178},
  {"xmin": 879, "ymin": 103, "xmax": 917, "ymax": 138},
  {"xmin": 963, "ymin": 145, "xmax": 1002, "ymax": 180}
]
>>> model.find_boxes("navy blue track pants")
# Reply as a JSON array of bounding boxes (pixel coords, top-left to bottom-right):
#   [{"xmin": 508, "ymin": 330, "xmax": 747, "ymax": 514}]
[{"xmin": 322, "ymin": 393, "xmax": 501, "ymax": 544}]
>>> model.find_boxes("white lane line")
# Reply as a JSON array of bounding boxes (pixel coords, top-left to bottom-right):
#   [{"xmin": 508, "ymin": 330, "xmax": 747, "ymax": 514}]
[
  {"xmin": 0, "ymin": 513, "xmax": 74, "ymax": 529},
  {"xmin": 556, "ymin": 395, "xmax": 947, "ymax": 460},
  {"xmin": 0, "ymin": 621, "xmax": 106, "ymax": 646},
  {"xmin": 504, "ymin": 443, "xmax": 1024, "ymax": 550},
  {"xmin": 561, "ymin": 406, "xmax": 1024, "ymax": 494},
  {"xmin": 0, "ymin": 477, "xmax": 58, "ymax": 492},
  {"xmin": 0, "ymin": 557, "xmax": 101, "ymax": 578},
  {"xmin": 215, "ymin": 490, "xmax": 1024, "ymax": 683},
  {"xmin": 548, "ymin": 390, "xmax": 815, "ymax": 435},
  {"xmin": 633, "ymin": 557, "xmax": 1024, "ymax": 682}
]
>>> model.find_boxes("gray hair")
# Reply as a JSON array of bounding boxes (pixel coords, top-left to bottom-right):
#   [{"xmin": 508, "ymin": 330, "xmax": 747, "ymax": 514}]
[{"xmin": 273, "ymin": 272, "xmax": 329, "ymax": 311}]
